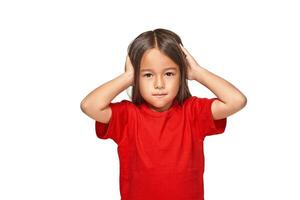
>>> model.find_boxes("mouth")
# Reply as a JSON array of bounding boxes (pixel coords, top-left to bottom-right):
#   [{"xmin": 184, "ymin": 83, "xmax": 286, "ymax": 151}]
[{"xmin": 153, "ymin": 94, "xmax": 167, "ymax": 98}]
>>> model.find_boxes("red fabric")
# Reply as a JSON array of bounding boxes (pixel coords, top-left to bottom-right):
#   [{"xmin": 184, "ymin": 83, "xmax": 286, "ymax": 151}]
[{"xmin": 95, "ymin": 96, "xmax": 227, "ymax": 200}]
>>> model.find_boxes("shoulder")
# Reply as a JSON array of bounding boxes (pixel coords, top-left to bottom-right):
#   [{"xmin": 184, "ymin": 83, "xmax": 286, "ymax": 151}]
[
  {"xmin": 110, "ymin": 99, "xmax": 137, "ymax": 112},
  {"xmin": 182, "ymin": 96, "xmax": 216, "ymax": 115},
  {"xmin": 182, "ymin": 96, "xmax": 210, "ymax": 107},
  {"xmin": 111, "ymin": 99, "xmax": 133, "ymax": 106}
]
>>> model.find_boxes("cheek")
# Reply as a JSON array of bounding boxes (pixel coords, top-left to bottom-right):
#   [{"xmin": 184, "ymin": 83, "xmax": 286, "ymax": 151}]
[
  {"xmin": 172, "ymin": 76, "xmax": 181, "ymax": 91},
  {"xmin": 138, "ymin": 80, "xmax": 150, "ymax": 94},
  {"xmin": 172, "ymin": 75, "xmax": 180, "ymax": 85},
  {"xmin": 139, "ymin": 79, "xmax": 146, "ymax": 88},
  {"xmin": 139, "ymin": 79, "xmax": 152, "ymax": 86}
]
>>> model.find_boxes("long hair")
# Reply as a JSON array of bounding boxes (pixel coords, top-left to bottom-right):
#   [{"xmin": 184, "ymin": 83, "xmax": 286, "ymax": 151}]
[{"xmin": 127, "ymin": 28, "xmax": 192, "ymax": 106}]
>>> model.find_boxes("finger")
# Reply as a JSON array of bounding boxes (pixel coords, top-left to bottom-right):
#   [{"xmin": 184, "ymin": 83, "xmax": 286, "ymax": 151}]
[
  {"xmin": 179, "ymin": 44, "xmax": 188, "ymax": 56},
  {"xmin": 179, "ymin": 44, "xmax": 185, "ymax": 51}
]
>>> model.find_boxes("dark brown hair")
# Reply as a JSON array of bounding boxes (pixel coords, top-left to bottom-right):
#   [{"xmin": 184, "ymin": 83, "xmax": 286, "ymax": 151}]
[{"xmin": 127, "ymin": 28, "xmax": 192, "ymax": 106}]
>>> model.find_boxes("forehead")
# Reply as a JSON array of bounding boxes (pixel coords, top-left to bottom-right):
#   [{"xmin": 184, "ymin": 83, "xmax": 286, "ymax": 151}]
[{"xmin": 140, "ymin": 48, "xmax": 179, "ymax": 72}]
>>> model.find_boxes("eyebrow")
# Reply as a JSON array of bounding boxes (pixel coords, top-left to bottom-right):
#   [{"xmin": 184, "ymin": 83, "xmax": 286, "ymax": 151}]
[{"xmin": 140, "ymin": 67, "xmax": 177, "ymax": 72}]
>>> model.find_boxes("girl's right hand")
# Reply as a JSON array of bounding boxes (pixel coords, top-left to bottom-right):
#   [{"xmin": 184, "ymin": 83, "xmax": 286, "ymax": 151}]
[{"xmin": 125, "ymin": 55, "xmax": 135, "ymax": 85}]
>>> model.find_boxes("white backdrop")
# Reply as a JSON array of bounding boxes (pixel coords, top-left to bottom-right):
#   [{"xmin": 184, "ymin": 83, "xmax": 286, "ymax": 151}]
[{"xmin": 1, "ymin": 0, "xmax": 299, "ymax": 199}]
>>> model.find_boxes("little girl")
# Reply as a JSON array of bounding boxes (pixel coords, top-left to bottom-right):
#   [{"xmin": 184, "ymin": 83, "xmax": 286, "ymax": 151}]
[{"xmin": 80, "ymin": 28, "xmax": 247, "ymax": 200}]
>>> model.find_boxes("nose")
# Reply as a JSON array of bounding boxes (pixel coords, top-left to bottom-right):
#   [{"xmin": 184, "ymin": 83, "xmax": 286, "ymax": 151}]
[{"xmin": 154, "ymin": 76, "xmax": 164, "ymax": 89}]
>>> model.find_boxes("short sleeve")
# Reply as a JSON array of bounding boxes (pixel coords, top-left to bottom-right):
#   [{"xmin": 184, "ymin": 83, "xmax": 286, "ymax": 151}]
[
  {"xmin": 95, "ymin": 100, "xmax": 129, "ymax": 144},
  {"xmin": 191, "ymin": 97, "xmax": 227, "ymax": 137}
]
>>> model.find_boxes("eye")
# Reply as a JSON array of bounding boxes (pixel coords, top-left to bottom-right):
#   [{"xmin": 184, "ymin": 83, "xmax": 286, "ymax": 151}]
[
  {"xmin": 166, "ymin": 72, "xmax": 174, "ymax": 76},
  {"xmin": 143, "ymin": 73, "xmax": 152, "ymax": 78}
]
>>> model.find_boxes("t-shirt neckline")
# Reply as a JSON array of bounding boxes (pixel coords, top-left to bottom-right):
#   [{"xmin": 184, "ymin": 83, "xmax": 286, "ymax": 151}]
[{"xmin": 140, "ymin": 99, "xmax": 179, "ymax": 117}]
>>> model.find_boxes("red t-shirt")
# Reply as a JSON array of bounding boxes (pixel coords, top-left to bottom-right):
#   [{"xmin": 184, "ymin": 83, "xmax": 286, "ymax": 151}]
[{"xmin": 95, "ymin": 96, "xmax": 227, "ymax": 200}]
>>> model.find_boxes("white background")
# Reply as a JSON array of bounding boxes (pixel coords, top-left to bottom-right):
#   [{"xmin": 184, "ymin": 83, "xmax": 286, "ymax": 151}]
[{"xmin": 1, "ymin": 0, "xmax": 299, "ymax": 199}]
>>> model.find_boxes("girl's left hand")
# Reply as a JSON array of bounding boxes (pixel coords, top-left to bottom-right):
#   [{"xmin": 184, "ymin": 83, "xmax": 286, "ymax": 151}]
[{"xmin": 179, "ymin": 44, "xmax": 201, "ymax": 81}]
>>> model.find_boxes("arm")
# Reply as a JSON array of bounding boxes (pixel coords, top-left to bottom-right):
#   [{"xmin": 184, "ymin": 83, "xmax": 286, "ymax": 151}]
[
  {"xmin": 180, "ymin": 44, "xmax": 247, "ymax": 120},
  {"xmin": 80, "ymin": 72, "xmax": 134, "ymax": 122},
  {"xmin": 81, "ymin": 72, "xmax": 133, "ymax": 110},
  {"xmin": 80, "ymin": 55, "xmax": 135, "ymax": 122},
  {"xmin": 193, "ymin": 66, "xmax": 247, "ymax": 120}
]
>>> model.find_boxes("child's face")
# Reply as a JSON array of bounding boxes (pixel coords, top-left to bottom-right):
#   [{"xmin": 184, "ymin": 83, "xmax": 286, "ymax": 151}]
[{"xmin": 139, "ymin": 48, "xmax": 180, "ymax": 112}]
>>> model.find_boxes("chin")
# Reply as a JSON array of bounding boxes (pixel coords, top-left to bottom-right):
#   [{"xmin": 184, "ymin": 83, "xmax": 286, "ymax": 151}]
[{"xmin": 151, "ymin": 98, "xmax": 172, "ymax": 107}]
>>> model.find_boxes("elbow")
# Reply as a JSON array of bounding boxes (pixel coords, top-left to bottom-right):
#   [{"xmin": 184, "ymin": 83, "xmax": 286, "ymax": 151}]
[
  {"xmin": 239, "ymin": 95, "xmax": 247, "ymax": 108},
  {"xmin": 227, "ymin": 95, "xmax": 247, "ymax": 113},
  {"xmin": 234, "ymin": 95, "xmax": 247, "ymax": 110},
  {"xmin": 80, "ymin": 101, "xmax": 88, "ymax": 113}
]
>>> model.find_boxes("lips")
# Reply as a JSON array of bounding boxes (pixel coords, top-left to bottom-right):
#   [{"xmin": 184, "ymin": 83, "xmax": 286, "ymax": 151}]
[{"xmin": 153, "ymin": 94, "xmax": 167, "ymax": 98}]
